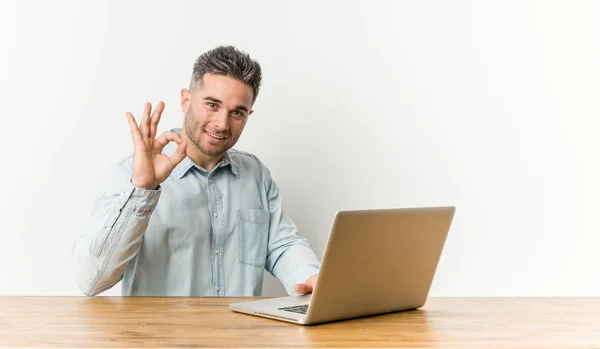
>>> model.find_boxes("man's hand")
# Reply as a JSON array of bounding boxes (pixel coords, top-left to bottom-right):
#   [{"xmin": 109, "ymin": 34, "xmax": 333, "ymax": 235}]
[
  {"xmin": 293, "ymin": 274, "xmax": 318, "ymax": 295},
  {"xmin": 126, "ymin": 101, "xmax": 187, "ymax": 190}
]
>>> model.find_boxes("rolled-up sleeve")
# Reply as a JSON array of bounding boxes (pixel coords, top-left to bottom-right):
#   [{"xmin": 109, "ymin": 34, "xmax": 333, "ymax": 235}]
[{"xmin": 71, "ymin": 157, "xmax": 161, "ymax": 296}]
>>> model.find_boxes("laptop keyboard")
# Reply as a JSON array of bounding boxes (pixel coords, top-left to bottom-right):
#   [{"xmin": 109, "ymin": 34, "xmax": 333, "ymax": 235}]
[{"xmin": 278, "ymin": 304, "xmax": 309, "ymax": 315}]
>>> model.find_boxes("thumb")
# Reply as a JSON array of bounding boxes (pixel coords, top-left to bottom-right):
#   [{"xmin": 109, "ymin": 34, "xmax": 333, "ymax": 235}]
[{"xmin": 169, "ymin": 136, "xmax": 188, "ymax": 166}]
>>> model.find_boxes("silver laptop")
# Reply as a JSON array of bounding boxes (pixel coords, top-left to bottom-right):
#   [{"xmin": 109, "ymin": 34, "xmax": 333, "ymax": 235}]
[{"xmin": 229, "ymin": 206, "xmax": 456, "ymax": 325}]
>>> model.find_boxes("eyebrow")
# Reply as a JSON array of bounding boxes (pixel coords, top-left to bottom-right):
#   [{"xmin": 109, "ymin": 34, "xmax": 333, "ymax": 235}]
[{"xmin": 203, "ymin": 96, "xmax": 249, "ymax": 113}]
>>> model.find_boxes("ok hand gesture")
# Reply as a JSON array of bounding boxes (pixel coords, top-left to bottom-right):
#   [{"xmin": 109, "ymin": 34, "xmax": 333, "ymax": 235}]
[{"xmin": 126, "ymin": 101, "xmax": 187, "ymax": 190}]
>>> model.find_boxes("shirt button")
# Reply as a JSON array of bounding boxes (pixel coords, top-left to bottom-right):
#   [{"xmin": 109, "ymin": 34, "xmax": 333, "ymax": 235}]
[
  {"xmin": 214, "ymin": 212, "xmax": 218, "ymax": 218},
  {"xmin": 216, "ymin": 286, "xmax": 220, "ymax": 292},
  {"xmin": 215, "ymin": 249, "xmax": 219, "ymax": 255}
]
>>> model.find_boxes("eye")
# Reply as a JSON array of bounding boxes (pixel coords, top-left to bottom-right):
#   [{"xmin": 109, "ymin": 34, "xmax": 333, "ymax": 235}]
[{"xmin": 207, "ymin": 102, "xmax": 217, "ymax": 110}]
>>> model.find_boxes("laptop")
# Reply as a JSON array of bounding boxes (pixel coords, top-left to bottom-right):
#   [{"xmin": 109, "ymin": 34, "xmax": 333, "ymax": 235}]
[{"xmin": 229, "ymin": 206, "xmax": 456, "ymax": 325}]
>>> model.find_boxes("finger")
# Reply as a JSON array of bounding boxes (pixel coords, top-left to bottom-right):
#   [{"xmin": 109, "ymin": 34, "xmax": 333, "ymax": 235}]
[
  {"xmin": 293, "ymin": 283, "xmax": 313, "ymax": 295},
  {"xmin": 126, "ymin": 112, "xmax": 144, "ymax": 149},
  {"xmin": 169, "ymin": 136, "xmax": 188, "ymax": 166},
  {"xmin": 139, "ymin": 102, "xmax": 152, "ymax": 140},
  {"xmin": 154, "ymin": 131, "xmax": 184, "ymax": 150},
  {"xmin": 149, "ymin": 101, "xmax": 165, "ymax": 140}
]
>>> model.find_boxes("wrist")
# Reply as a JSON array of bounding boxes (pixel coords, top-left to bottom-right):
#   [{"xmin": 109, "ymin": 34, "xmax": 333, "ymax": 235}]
[{"xmin": 130, "ymin": 177, "xmax": 159, "ymax": 190}]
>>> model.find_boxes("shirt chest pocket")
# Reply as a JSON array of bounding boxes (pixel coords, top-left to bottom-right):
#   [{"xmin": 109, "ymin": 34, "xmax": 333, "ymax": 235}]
[{"xmin": 237, "ymin": 209, "xmax": 270, "ymax": 268}]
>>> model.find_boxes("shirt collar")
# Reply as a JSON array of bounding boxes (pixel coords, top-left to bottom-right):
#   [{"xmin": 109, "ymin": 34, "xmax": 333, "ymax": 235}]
[
  {"xmin": 164, "ymin": 129, "xmax": 239, "ymax": 179},
  {"xmin": 217, "ymin": 151, "xmax": 239, "ymax": 177}
]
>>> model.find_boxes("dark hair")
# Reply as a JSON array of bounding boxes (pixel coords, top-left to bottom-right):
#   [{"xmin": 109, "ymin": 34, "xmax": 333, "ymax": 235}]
[{"xmin": 191, "ymin": 45, "xmax": 263, "ymax": 103}]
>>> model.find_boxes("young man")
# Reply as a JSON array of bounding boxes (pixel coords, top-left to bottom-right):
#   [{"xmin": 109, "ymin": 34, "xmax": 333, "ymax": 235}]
[{"xmin": 71, "ymin": 46, "xmax": 320, "ymax": 296}]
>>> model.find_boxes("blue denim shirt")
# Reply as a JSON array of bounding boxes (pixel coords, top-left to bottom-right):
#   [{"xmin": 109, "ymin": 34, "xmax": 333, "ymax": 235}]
[{"xmin": 71, "ymin": 134, "xmax": 321, "ymax": 296}]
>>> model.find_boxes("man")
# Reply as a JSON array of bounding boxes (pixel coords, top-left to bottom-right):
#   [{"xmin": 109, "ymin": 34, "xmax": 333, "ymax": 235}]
[{"xmin": 71, "ymin": 46, "xmax": 320, "ymax": 296}]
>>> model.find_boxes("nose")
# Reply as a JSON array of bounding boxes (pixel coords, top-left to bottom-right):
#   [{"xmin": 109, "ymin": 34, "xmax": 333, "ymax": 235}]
[{"xmin": 212, "ymin": 109, "xmax": 230, "ymax": 132}]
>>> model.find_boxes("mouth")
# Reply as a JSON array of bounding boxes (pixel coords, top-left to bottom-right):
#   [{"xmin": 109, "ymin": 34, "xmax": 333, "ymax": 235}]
[{"xmin": 205, "ymin": 130, "xmax": 228, "ymax": 141}]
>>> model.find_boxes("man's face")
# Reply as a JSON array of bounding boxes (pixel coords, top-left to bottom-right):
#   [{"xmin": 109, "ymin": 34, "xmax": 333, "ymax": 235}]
[{"xmin": 181, "ymin": 73, "xmax": 254, "ymax": 158}]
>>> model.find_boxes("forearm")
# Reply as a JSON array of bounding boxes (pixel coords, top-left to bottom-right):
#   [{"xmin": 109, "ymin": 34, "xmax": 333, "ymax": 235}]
[
  {"xmin": 261, "ymin": 171, "xmax": 321, "ymax": 295},
  {"xmin": 71, "ymin": 182, "xmax": 160, "ymax": 296},
  {"xmin": 268, "ymin": 240, "xmax": 321, "ymax": 295}
]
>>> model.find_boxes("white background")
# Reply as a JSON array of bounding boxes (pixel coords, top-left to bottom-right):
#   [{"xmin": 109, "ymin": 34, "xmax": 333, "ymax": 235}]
[{"xmin": 0, "ymin": 0, "xmax": 598, "ymax": 297}]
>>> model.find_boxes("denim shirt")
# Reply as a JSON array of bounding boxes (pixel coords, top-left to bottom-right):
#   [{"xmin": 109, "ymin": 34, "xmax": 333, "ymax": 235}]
[{"xmin": 71, "ymin": 135, "xmax": 321, "ymax": 296}]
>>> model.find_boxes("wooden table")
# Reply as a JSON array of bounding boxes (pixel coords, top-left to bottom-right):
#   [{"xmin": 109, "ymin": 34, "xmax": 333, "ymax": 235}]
[{"xmin": 0, "ymin": 297, "xmax": 599, "ymax": 348}]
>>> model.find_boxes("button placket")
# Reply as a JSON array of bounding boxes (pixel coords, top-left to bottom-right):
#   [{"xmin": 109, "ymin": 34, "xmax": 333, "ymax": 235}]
[{"xmin": 208, "ymin": 176, "xmax": 225, "ymax": 296}]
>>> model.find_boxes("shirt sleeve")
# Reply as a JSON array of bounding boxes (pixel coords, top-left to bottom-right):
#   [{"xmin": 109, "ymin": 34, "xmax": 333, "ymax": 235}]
[
  {"xmin": 70, "ymin": 156, "xmax": 161, "ymax": 296},
  {"xmin": 262, "ymin": 169, "xmax": 321, "ymax": 296}
]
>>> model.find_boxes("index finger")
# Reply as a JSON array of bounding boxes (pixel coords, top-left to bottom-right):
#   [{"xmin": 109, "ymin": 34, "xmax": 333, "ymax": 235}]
[{"xmin": 154, "ymin": 131, "xmax": 183, "ymax": 149}]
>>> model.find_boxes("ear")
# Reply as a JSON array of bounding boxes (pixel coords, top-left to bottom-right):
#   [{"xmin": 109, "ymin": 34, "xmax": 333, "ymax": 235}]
[
  {"xmin": 248, "ymin": 109, "xmax": 254, "ymax": 117},
  {"xmin": 181, "ymin": 88, "xmax": 191, "ymax": 114}
]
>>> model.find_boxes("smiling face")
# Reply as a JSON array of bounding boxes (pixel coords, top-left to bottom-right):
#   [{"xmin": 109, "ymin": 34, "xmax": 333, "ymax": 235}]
[{"xmin": 180, "ymin": 73, "xmax": 254, "ymax": 170}]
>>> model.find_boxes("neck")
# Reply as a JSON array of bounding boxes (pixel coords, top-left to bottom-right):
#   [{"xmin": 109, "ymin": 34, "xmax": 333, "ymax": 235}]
[{"xmin": 179, "ymin": 129, "xmax": 222, "ymax": 172}]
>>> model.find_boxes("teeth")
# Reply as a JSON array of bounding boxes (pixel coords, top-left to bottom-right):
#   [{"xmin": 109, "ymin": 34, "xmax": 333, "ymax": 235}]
[{"xmin": 207, "ymin": 131, "xmax": 226, "ymax": 140}]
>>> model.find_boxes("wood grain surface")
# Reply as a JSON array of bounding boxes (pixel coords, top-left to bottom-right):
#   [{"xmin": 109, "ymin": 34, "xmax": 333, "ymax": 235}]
[{"xmin": 0, "ymin": 297, "xmax": 599, "ymax": 348}]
